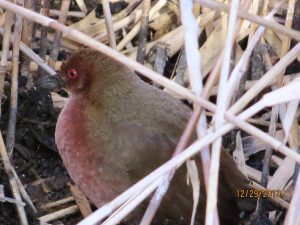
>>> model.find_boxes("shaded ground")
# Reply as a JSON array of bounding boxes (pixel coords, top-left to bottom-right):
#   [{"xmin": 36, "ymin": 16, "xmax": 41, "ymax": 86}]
[{"xmin": 0, "ymin": 87, "xmax": 83, "ymax": 224}]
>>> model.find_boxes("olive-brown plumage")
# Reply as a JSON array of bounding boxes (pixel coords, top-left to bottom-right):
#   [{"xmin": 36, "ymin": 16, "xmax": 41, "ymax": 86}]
[{"xmin": 52, "ymin": 48, "xmax": 255, "ymax": 225}]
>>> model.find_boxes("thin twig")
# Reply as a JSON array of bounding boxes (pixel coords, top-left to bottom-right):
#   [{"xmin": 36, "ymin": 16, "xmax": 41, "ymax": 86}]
[
  {"xmin": 38, "ymin": 205, "xmax": 79, "ymax": 223},
  {"xmin": 0, "ymin": 196, "xmax": 25, "ymax": 206},
  {"xmin": 102, "ymin": 0, "xmax": 116, "ymax": 49},
  {"xmin": 12, "ymin": 168, "xmax": 38, "ymax": 213},
  {"xmin": 39, "ymin": 197, "xmax": 75, "ymax": 209}
]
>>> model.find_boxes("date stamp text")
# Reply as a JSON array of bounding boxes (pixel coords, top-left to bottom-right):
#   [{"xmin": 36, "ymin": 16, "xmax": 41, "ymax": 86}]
[{"xmin": 237, "ymin": 189, "xmax": 281, "ymax": 198}]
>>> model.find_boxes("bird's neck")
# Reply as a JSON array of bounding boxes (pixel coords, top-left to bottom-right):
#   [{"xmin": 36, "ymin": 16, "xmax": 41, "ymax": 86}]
[
  {"xmin": 90, "ymin": 74, "xmax": 141, "ymax": 107},
  {"xmin": 86, "ymin": 74, "xmax": 155, "ymax": 123}
]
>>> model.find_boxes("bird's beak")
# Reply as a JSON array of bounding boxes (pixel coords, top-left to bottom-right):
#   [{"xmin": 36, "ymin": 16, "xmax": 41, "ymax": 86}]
[{"xmin": 35, "ymin": 74, "xmax": 66, "ymax": 91}]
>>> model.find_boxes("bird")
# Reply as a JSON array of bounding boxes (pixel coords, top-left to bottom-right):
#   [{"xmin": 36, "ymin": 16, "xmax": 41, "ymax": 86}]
[{"xmin": 39, "ymin": 48, "xmax": 256, "ymax": 225}]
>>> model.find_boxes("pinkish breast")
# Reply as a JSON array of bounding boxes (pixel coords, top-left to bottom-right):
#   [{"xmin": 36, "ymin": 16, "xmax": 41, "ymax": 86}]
[{"xmin": 55, "ymin": 97, "xmax": 114, "ymax": 207}]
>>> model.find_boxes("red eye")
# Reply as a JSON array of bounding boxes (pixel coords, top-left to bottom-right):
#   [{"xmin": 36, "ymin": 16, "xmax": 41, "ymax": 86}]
[{"xmin": 68, "ymin": 69, "xmax": 77, "ymax": 79}]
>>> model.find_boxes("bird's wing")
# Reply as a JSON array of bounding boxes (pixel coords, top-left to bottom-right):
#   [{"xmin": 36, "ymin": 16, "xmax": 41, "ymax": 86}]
[{"xmin": 109, "ymin": 122, "xmax": 242, "ymax": 224}]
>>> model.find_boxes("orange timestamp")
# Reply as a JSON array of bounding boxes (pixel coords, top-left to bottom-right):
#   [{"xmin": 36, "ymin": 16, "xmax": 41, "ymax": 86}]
[{"xmin": 237, "ymin": 189, "xmax": 281, "ymax": 198}]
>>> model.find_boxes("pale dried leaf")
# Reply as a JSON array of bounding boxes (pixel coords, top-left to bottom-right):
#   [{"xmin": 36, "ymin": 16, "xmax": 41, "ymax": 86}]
[{"xmin": 186, "ymin": 159, "xmax": 200, "ymax": 225}]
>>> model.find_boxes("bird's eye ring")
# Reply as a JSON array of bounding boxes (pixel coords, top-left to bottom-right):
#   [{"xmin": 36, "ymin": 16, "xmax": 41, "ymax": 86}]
[{"xmin": 68, "ymin": 69, "xmax": 77, "ymax": 79}]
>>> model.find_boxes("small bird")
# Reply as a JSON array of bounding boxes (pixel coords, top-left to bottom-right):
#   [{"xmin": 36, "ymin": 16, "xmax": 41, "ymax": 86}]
[{"xmin": 39, "ymin": 48, "xmax": 256, "ymax": 225}]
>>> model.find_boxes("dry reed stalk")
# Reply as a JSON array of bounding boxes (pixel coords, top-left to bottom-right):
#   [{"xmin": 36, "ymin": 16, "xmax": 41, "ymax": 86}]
[
  {"xmin": 1, "ymin": 0, "xmax": 298, "ymax": 173},
  {"xmin": 276, "ymin": 0, "xmax": 296, "ymax": 87},
  {"xmin": 139, "ymin": 1, "xmax": 206, "ymax": 224},
  {"xmin": 4, "ymin": 1, "xmax": 300, "ymax": 224},
  {"xmin": 212, "ymin": 73, "xmax": 300, "ymax": 97},
  {"xmin": 271, "ymin": 2, "xmax": 299, "ymax": 198},
  {"xmin": 6, "ymin": 60, "xmax": 61, "ymax": 72},
  {"xmin": 121, "ymin": 28, "xmax": 134, "ymax": 49},
  {"xmin": 0, "ymin": 132, "xmax": 28, "ymax": 225},
  {"xmin": 206, "ymin": 111, "xmax": 283, "ymax": 128},
  {"xmin": 281, "ymin": 0, "xmax": 300, "ymax": 210},
  {"xmin": 206, "ymin": 0, "xmax": 239, "ymax": 223},
  {"xmin": 184, "ymin": 3, "xmax": 210, "ymax": 224},
  {"xmin": 127, "ymin": 23, "xmax": 184, "ymax": 59},
  {"xmin": 40, "ymin": 197, "xmax": 75, "ymax": 209},
  {"xmin": 94, "ymin": 8, "xmax": 143, "ymax": 40},
  {"xmin": 75, "ymin": 0, "xmax": 87, "ymax": 14},
  {"xmin": 20, "ymin": 0, "xmax": 34, "ymax": 89},
  {"xmin": 79, "ymin": 100, "xmax": 300, "ymax": 224},
  {"xmin": 168, "ymin": 0, "xmax": 180, "ymax": 17},
  {"xmin": 23, "ymin": 177, "xmax": 55, "ymax": 189},
  {"xmin": 6, "ymin": 0, "xmax": 22, "ymax": 157},
  {"xmin": 248, "ymin": 0, "xmax": 259, "ymax": 43},
  {"xmin": 69, "ymin": 184, "xmax": 93, "ymax": 218},
  {"xmin": 102, "ymin": 0, "xmax": 117, "ymax": 49},
  {"xmin": 195, "ymin": 0, "xmax": 300, "ymax": 41},
  {"xmin": 260, "ymin": 0, "xmax": 298, "ymax": 206},
  {"xmin": 2, "ymin": 28, "xmax": 33, "ymax": 218},
  {"xmin": 38, "ymin": 0, "xmax": 50, "ymax": 78},
  {"xmin": 117, "ymin": 0, "xmax": 167, "ymax": 51},
  {"xmin": 50, "ymin": 10, "xmax": 85, "ymax": 18},
  {"xmin": 71, "ymin": 0, "xmax": 142, "ymax": 38},
  {"xmin": 229, "ymin": 42, "xmax": 300, "ymax": 116},
  {"xmin": 267, "ymin": 156, "xmax": 295, "ymax": 191},
  {"xmin": 0, "ymin": 2, "xmax": 14, "ymax": 119},
  {"xmin": 258, "ymin": 105, "xmax": 279, "ymax": 214},
  {"xmin": 35, "ymin": 30, "xmax": 81, "ymax": 49},
  {"xmin": 136, "ymin": 0, "xmax": 151, "ymax": 64},
  {"xmin": 224, "ymin": 6, "xmax": 279, "ymax": 106},
  {"xmin": 0, "ymin": 195, "xmax": 25, "ymax": 206},
  {"xmin": 48, "ymin": 0, "xmax": 71, "ymax": 69},
  {"xmin": 233, "ymin": 132, "xmax": 247, "ymax": 175},
  {"xmin": 79, "ymin": 82, "xmax": 296, "ymax": 222},
  {"xmin": 12, "ymin": 168, "xmax": 37, "ymax": 213},
  {"xmin": 194, "ymin": 0, "xmax": 252, "ymax": 101},
  {"xmin": 102, "ymin": 176, "xmax": 163, "ymax": 225},
  {"xmin": 0, "ymin": 27, "xmax": 56, "ymax": 75},
  {"xmin": 284, "ymin": 169, "xmax": 300, "ymax": 224},
  {"xmin": 250, "ymin": 182, "xmax": 289, "ymax": 209},
  {"xmin": 38, "ymin": 205, "xmax": 79, "ymax": 223},
  {"xmin": 193, "ymin": 2, "xmax": 201, "ymax": 17},
  {"xmin": 28, "ymin": 167, "xmax": 51, "ymax": 194},
  {"xmin": 0, "ymin": 12, "xmax": 6, "ymax": 26}
]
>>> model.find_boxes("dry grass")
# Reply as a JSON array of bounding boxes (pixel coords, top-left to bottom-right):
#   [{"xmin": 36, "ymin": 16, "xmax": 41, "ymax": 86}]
[{"xmin": 0, "ymin": 0, "xmax": 299, "ymax": 224}]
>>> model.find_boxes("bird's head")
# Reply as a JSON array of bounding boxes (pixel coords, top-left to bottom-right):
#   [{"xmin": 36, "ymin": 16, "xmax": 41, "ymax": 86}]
[
  {"xmin": 59, "ymin": 48, "xmax": 96, "ymax": 94},
  {"xmin": 36, "ymin": 48, "xmax": 137, "ymax": 101}
]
